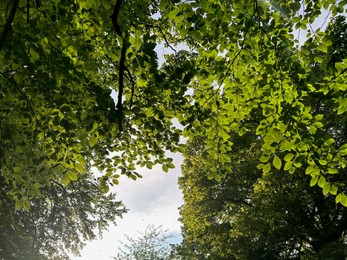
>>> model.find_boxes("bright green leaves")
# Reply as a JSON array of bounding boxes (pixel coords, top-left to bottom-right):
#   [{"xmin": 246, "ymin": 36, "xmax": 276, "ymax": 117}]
[
  {"xmin": 129, "ymin": 27, "xmax": 143, "ymax": 51},
  {"xmin": 62, "ymin": 173, "xmax": 71, "ymax": 186},
  {"xmin": 61, "ymin": 171, "xmax": 78, "ymax": 186},
  {"xmin": 264, "ymin": 163, "xmax": 271, "ymax": 174},
  {"xmin": 310, "ymin": 175, "xmax": 319, "ymax": 187},
  {"xmin": 75, "ymin": 163, "xmax": 84, "ymax": 174},
  {"xmin": 259, "ymin": 154, "xmax": 271, "ymax": 163},
  {"xmin": 338, "ymin": 143, "xmax": 347, "ymax": 156},
  {"xmin": 273, "ymin": 155, "xmax": 282, "ymax": 170},
  {"xmin": 322, "ymin": 182, "xmax": 330, "ymax": 195},
  {"xmin": 162, "ymin": 162, "xmax": 175, "ymax": 173},
  {"xmin": 335, "ymin": 61, "xmax": 347, "ymax": 73},
  {"xmin": 336, "ymin": 193, "xmax": 347, "ymax": 207},
  {"xmin": 258, "ymin": 154, "xmax": 282, "ymax": 173},
  {"xmin": 89, "ymin": 132, "xmax": 99, "ymax": 147},
  {"xmin": 284, "ymin": 153, "xmax": 295, "ymax": 162},
  {"xmin": 1, "ymin": 0, "xmax": 347, "ymax": 210},
  {"xmin": 318, "ymin": 175, "xmax": 326, "ymax": 188},
  {"xmin": 306, "ymin": 165, "xmax": 315, "ymax": 175}
]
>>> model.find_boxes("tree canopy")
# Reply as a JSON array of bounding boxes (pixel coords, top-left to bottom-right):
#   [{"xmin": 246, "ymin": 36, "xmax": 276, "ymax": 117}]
[
  {"xmin": 0, "ymin": 0, "xmax": 347, "ymax": 213},
  {"xmin": 176, "ymin": 13, "xmax": 347, "ymax": 258},
  {"xmin": 177, "ymin": 134, "xmax": 347, "ymax": 259},
  {"xmin": 1, "ymin": 0, "xmax": 347, "ymax": 204},
  {"xmin": 1, "ymin": 0, "xmax": 347, "ymax": 258}
]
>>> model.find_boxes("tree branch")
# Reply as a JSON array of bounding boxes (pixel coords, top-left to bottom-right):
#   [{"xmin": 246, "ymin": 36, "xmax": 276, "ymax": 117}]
[
  {"xmin": 0, "ymin": 0, "xmax": 20, "ymax": 51},
  {"xmin": 111, "ymin": 0, "xmax": 123, "ymax": 36},
  {"xmin": 116, "ymin": 39, "xmax": 127, "ymax": 131}
]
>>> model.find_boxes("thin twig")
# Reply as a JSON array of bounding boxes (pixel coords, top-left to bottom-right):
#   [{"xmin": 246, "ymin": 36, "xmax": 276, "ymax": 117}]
[
  {"xmin": 0, "ymin": 72, "xmax": 39, "ymax": 124},
  {"xmin": 124, "ymin": 66, "xmax": 136, "ymax": 107}
]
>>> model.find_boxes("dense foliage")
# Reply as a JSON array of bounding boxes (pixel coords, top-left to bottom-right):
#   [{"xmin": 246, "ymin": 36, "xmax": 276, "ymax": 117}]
[
  {"xmin": 0, "ymin": 172, "xmax": 127, "ymax": 259},
  {"xmin": 1, "ymin": 0, "xmax": 347, "ymax": 205},
  {"xmin": 177, "ymin": 135, "xmax": 347, "ymax": 259},
  {"xmin": 1, "ymin": 0, "xmax": 347, "ymax": 258},
  {"xmin": 0, "ymin": 0, "xmax": 183, "ymax": 206},
  {"xmin": 177, "ymin": 13, "xmax": 347, "ymax": 258}
]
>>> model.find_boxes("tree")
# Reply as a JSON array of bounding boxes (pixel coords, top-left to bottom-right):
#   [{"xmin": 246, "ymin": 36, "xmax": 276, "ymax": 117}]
[
  {"xmin": 114, "ymin": 225, "xmax": 174, "ymax": 260},
  {"xmin": 0, "ymin": 0, "xmax": 184, "ymax": 206},
  {"xmin": 177, "ymin": 15, "xmax": 347, "ymax": 258},
  {"xmin": 1, "ymin": 0, "xmax": 347, "ymax": 205},
  {"xmin": 177, "ymin": 136, "xmax": 347, "ymax": 259},
  {"xmin": 162, "ymin": 0, "xmax": 347, "ymax": 203},
  {"xmin": 0, "ymin": 172, "xmax": 127, "ymax": 259}
]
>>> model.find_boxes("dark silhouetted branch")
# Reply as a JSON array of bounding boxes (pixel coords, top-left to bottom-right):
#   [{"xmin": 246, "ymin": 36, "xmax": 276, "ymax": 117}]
[{"xmin": 0, "ymin": 0, "xmax": 19, "ymax": 51}]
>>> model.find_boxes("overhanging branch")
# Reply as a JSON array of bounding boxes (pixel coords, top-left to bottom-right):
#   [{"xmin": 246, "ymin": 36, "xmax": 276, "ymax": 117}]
[{"xmin": 0, "ymin": 0, "xmax": 20, "ymax": 51}]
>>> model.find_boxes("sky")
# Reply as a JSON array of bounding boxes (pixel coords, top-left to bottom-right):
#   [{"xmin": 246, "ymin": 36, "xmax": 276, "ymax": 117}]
[
  {"xmin": 73, "ymin": 151, "xmax": 184, "ymax": 260},
  {"xmin": 71, "ymin": 41, "xmax": 184, "ymax": 260}
]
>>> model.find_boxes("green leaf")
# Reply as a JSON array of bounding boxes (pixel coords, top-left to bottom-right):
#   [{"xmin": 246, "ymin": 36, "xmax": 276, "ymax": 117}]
[
  {"xmin": 318, "ymin": 176, "xmax": 326, "ymax": 188},
  {"xmin": 23, "ymin": 199, "xmax": 30, "ymax": 212},
  {"xmin": 162, "ymin": 164, "xmax": 169, "ymax": 173},
  {"xmin": 263, "ymin": 163, "xmax": 271, "ymax": 174},
  {"xmin": 284, "ymin": 161, "xmax": 293, "ymax": 171},
  {"xmin": 259, "ymin": 155, "xmax": 270, "ymax": 163},
  {"xmin": 341, "ymin": 194, "xmax": 347, "ymax": 207},
  {"xmin": 318, "ymin": 160, "xmax": 327, "ymax": 165},
  {"xmin": 75, "ymin": 163, "xmax": 84, "ymax": 173},
  {"xmin": 339, "ymin": 143, "xmax": 347, "ymax": 156},
  {"xmin": 330, "ymin": 185, "xmax": 338, "ymax": 195},
  {"xmin": 310, "ymin": 176, "xmax": 319, "ymax": 187},
  {"xmin": 328, "ymin": 168, "xmax": 339, "ymax": 174},
  {"xmin": 284, "ymin": 153, "xmax": 294, "ymax": 162},
  {"xmin": 273, "ymin": 155, "xmax": 282, "ymax": 170},
  {"xmin": 323, "ymin": 182, "xmax": 331, "ymax": 195},
  {"xmin": 336, "ymin": 193, "xmax": 342, "ymax": 204},
  {"xmin": 167, "ymin": 163, "xmax": 175, "ymax": 169},
  {"xmin": 89, "ymin": 133, "xmax": 99, "ymax": 147},
  {"xmin": 312, "ymin": 122, "xmax": 323, "ymax": 128},
  {"xmin": 29, "ymin": 49, "xmax": 40, "ymax": 63},
  {"xmin": 256, "ymin": 163, "xmax": 264, "ymax": 169},
  {"xmin": 62, "ymin": 173, "xmax": 71, "ymax": 186},
  {"xmin": 305, "ymin": 165, "xmax": 314, "ymax": 175},
  {"xmin": 289, "ymin": 167, "xmax": 296, "ymax": 174},
  {"xmin": 15, "ymin": 200, "xmax": 22, "ymax": 211},
  {"xmin": 101, "ymin": 185, "xmax": 110, "ymax": 193},
  {"xmin": 68, "ymin": 171, "xmax": 78, "ymax": 181},
  {"xmin": 335, "ymin": 62, "xmax": 347, "ymax": 71}
]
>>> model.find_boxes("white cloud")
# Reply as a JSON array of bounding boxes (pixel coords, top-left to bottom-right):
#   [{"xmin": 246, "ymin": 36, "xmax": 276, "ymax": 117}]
[{"xmin": 73, "ymin": 152, "xmax": 184, "ymax": 260}]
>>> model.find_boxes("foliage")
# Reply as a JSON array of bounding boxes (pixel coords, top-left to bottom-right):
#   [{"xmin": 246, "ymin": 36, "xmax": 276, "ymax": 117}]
[
  {"xmin": 1, "ymin": 0, "xmax": 347, "ymax": 207},
  {"xmin": 0, "ymin": 0, "xmax": 184, "ymax": 206},
  {"xmin": 177, "ymin": 135, "xmax": 347, "ymax": 259},
  {"xmin": 0, "ymin": 172, "xmax": 127, "ymax": 259},
  {"xmin": 177, "ymin": 15, "xmax": 347, "ymax": 257},
  {"xmin": 113, "ymin": 225, "xmax": 174, "ymax": 260},
  {"xmin": 163, "ymin": 0, "xmax": 347, "ymax": 203}
]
